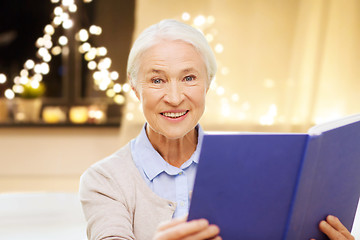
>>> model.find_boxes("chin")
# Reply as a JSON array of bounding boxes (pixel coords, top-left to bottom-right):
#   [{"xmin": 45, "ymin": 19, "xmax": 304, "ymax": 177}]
[{"xmin": 155, "ymin": 126, "xmax": 191, "ymax": 139}]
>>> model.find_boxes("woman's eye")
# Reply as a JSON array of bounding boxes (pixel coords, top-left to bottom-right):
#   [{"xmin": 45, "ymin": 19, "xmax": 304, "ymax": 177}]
[
  {"xmin": 152, "ymin": 79, "xmax": 162, "ymax": 84},
  {"xmin": 184, "ymin": 75, "xmax": 195, "ymax": 81}
]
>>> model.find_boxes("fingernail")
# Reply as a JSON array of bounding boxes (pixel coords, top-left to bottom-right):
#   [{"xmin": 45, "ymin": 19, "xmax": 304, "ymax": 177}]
[{"xmin": 199, "ymin": 219, "xmax": 209, "ymax": 227}]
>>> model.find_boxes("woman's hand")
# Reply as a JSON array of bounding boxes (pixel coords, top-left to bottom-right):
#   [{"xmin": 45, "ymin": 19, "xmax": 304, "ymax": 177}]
[
  {"xmin": 311, "ymin": 215, "xmax": 355, "ymax": 240},
  {"xmin": 153, "ymin": 216, "xmax": 221, "ymax": 240}
]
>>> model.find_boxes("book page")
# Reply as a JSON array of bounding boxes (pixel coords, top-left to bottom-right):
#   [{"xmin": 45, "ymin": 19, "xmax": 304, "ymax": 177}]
[
  {"xmin": 308, "ymin": 113, "xmax": 360, "ymax": 135},
  {"xmin": 351, "ymin": 198, "xmax": 360, "ymax": 239}
]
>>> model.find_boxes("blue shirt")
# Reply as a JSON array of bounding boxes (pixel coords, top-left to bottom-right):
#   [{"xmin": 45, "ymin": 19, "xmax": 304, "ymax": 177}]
[{"xmin": 130, "ymin": 124, "xmax": 204, "ymax": 218}]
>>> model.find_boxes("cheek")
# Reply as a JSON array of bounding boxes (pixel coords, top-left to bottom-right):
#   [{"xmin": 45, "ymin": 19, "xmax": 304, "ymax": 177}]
[{"xmin": 140, "ymin": 91, "xmax": 159, "ymax": 111}]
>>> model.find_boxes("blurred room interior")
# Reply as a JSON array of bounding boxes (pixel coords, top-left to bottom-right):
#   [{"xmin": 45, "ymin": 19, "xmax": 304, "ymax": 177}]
[{"xmin": 0, "ymin": 0, "xmax": 359, "ymax": 239}]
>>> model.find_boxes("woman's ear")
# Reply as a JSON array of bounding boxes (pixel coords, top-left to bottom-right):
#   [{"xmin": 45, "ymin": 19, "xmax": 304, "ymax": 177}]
[{"xmin": 128, "ymin": 74, "xmax": 141, "ymax": 101}]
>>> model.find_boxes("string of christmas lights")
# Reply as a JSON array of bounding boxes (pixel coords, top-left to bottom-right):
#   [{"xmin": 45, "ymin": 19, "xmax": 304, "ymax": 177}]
[{"xmin": 0, "ymin": 0, "xmax": 128, "ymax": 105}]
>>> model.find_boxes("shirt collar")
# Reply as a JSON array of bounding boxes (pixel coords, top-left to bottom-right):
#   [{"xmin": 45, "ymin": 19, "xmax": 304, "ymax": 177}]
[{"xmin": 132, "ymin": 124, "xmax": 204, "ymax": 181}]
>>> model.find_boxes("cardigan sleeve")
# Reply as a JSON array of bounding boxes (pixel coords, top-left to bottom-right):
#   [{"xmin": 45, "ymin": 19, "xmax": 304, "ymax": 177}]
[{"xmin": 79, "ymin": 166, "xmax": 135, "ymax": 240}]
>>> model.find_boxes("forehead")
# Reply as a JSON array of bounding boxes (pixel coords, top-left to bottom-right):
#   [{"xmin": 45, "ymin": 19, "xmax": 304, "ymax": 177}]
[{"xmin": 139, "ymin": 40, "xmax": 206, "ymax": 74}]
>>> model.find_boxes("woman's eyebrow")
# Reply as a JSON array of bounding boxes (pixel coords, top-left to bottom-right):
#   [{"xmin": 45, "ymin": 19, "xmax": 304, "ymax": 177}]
[
  {"xmin": 181, "ymin": 68, "xmax": 198, "ymax": 74},
  {"xmin": 149, "ymin": 69, "xmax": 165, "ymax": 74}
]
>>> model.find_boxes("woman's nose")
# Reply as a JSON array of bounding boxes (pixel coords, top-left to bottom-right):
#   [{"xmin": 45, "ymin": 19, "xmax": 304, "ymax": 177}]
[{"xmin": 164, "ymin": 82, "xmax": 184, "ymax": 106}]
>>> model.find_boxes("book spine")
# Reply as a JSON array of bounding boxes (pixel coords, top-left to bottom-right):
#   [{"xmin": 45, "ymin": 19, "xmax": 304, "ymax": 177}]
[{"xmin": 283, "ymin": 134, "xmax": 323, "ymax": 240}]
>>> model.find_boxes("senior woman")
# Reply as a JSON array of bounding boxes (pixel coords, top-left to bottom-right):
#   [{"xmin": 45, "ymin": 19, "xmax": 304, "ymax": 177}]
[{"xmin": 79, "ymin": 19, "xmax": 354, "ymax": 240}]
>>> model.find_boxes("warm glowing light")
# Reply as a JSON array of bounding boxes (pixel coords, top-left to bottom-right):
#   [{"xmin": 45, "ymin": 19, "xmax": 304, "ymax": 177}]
[
  {"xmin": 231, "ymin": 94, "xmax": 239, "ymax": 102},
  {"xmin": 53, "ymin": 16, "xmax": 62, "ymax": 26},
  {"xmin": 97, "ymin": 47, "xmax": 107, "ymax": 56},
  {"xmin": 122, "ymin": 83, "xmax": 131, "ymax": 92},
  {"xmin": 98, "ymin": 58, "xmax": 111, "ymax": 70},
  {"xmin": 31, "ymin": 80, "xmax": 40, "ymax": 89},
  {"xmin": 88, "ymin": 61, "xmax": 97, "ymax": 70},
  {"xmin": 114, "ymin": 94, "xmax": 126, "ymax": 105},
  {"xmin": 43, "ymin": 107, "xmax": 66, "ymax": 124},
  {"xmin": 69, "ymin": 4, "xmax": 77, "ymax": 12},
  {"xmin": 88, "ymin": 109, "xmax": 104, "ymax": 121},
  {"xmin": 259, "ymin": 116, "xmax": 275, "ymax": 126},
  {"xmin": 0, "ymin": 74, "xmax": 6, "ymax": 84},
  {"xmin": 13, "ymin": 76, "xmax": 21, "ymax": 85},
  {"xmin": 113, "ymin": 83, "xmax": 122, "ymax": 93},
  {"xmin": 215, "ymin": 43, "xmax": 224, "ymax": 53},
  {"xmin": 85, "ymin": 51, "xmax": 96, "ymax": 61},
  {"xmin": 106, "ymin": 89, "xmax": 116, "ymax": 98},
  {"xmin": 13, "ymin": 84, "xmax": 24, "ymax": 93},
  {"xmin": 63, "ymin": 19, "xmax": 73, "ymax": 29},
  {"xmin": 58, "ymin": 36, "xmax": 68, "ymax": 46},
  {"xmin": 38, "ymin": 47, "xmax": 48, "ymax": 57},
  {"xmin": 110, "ymin": 71, "xmax": 119, "ymax": 80},
  {"xmin": 51, "ymin": 0, "xmax": 60, "ymax": 3},
  {"xmin": 221, "ymin": 103, "xmax": 231, "ymax": 117},
  {"xmin": 69, "ymin": 106, "xmax": 88, "ymax": 124},
  {"xmin": 54, "ymin": 6, "xmax": 63, "ymax": 16},
  {"xmin": 5, "ymin": 89, "xmax": 15, "ymax": 100},
  {"xmin": 36, "ymin": 37, "xmax": 44, "ymax": 47},
  {"xmin": 89, "ymin": 25, "xmax": 102, "ymax": 35},
  {"xmin": 207, "ymin": 16, "xmax": 215, "ymax": 24},
  {"xmin": 269, "ymin": 104, "xmax": 277, "ymax": 116},
  {"xmin": 41, "ymin": 62, "xmax": 50, "ymax": 75},
  {"xmin": 33, "ymin": 74, "xmax": 43, "ymax": 82},
  {"xmin": 20, "ymin": 76, "xmax": 29, "ymax": 85},
  {"xmin": 20, "ymin": 69, "xmax": 29, "ymax": 77},
  {"xmin": 205, "ymin": 34, "xmax": 214, "ymax": 42},
  {"xmin": 44, "ymin": 34, "xmax": 51, "ymax": 41},
  {"xmin": 44, "ymin": 40, "xmax": 53, "ymax": 49},
  {"xmin": 259, "ymin": 104, "xmax": 278, "ymax": 126},
  {"xmin": 126, "ymin": 112, "xmax": 134, "ymax": 120},
  {"xmin": 51, "ymin": 46, "xmax": 62, "ymax": 55},
  {"xmin": 62, "ymin": 0, "xmax": 74, "ymax": 6},
  {"xmin": 93, "ymin": 71, "xmax": 101, "ymax": 81},
  {"xmin": 43, "ymin": 54, "xmax": 52, "ymax": 62},
  {"xmin": 78, "ymin": 29, "xmax": 89, "ymax": 42},
  {"xmin": 34, "ymin": 64, "xmax": 42, "ymax": 74},
  {"xmin": 221, "ymin": 67, "xmax": 229, "ymax": 75},
  {"xmin": 83, "ymin": 0, "xmax": 92, "ymax": 2},
  {"xmin": 24, "ymin": 59, "xmax": 35, "ymax": 69},
  {"xmin": 44, "ymin": 24, "xmax": 55, "ymax": 35},
  {"xmin": 99, "ymin": 81, "xmax": 109, "ymax": 91},
  {"xmin": 194, "ymin": 15, "xmax": 206, "ymax": 26},
  {"xmin": 216, "ymin": 86, "xmax": 225, "ymax": 96},
  {"xmin": 182, "ymin": 12, "xmax": 191, "ymax": 21},
  {"xmin": 80, "ymin": 42, "xmax": 91, "ymax": 52},
  {"xmin": 263, "ymin": 78, "xmax": 275, "ymax": 88}
]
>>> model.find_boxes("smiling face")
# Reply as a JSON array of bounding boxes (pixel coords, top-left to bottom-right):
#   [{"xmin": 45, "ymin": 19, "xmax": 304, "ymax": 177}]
[{"xmin": 133, "ymin": 40, "xmax": 208, "ymax": 140}]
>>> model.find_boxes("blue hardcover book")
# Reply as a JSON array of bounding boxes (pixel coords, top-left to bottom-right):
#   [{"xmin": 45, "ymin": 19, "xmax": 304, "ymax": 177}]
[{"xmin": 188, "ymin": 114, "xmax": 360, "ymax": 240}]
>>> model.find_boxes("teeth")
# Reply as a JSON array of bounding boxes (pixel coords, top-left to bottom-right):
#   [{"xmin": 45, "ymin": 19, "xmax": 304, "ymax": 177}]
[{"xmin": 162, "ymin": 111, "xmax": 187, "ymax": 118}]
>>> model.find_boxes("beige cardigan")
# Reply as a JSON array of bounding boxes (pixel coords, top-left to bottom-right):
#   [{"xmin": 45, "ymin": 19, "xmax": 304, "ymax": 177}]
[{"xmin": 79, "ymin": 143, "xmax": 176, "ymax": 240}]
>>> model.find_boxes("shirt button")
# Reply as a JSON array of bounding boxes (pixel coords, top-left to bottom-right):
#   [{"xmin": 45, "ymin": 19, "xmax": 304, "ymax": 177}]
[{"xmin": 180, "ymin": 201, "xmax": 185, "ymax": 207}]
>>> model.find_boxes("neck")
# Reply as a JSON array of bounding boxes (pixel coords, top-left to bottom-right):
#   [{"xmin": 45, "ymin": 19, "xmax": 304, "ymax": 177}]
[{"xmin": 146, "ymin": 126, "xmax": 198, "ymax": 168}]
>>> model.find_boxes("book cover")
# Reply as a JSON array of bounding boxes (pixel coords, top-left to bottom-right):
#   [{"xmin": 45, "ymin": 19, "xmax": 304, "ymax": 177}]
[{"xmin": 188, "ymin": 114, "xmax": 360, "ymax": 240}]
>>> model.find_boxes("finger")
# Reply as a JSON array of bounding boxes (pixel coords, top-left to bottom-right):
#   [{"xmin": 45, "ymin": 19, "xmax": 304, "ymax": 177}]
[
  {"xmin": 182, "ymin": 224, "xmax": 220, "ymax": 240},
  {"xmin": 212, "ymin": 237, "xmax": 223, "ymax": 240},
  {"xmin": 319, "ymin": 220, "xmax": 345, "ymax": 240},
  {"xmin": 155, "ymin": 218, "xmax": 209, "ymax": 240},
  {"xmin": 157, "ymin": 215, "xmax": 187, "ymax": 231},
  {"xmin": 325, "ymin": 215, "xmax": 354, "ymax": 240}
]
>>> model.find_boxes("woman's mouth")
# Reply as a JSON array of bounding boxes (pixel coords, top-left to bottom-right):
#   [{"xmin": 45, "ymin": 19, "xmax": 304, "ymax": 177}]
[{"xmin": 161, "ymin": 110, "xmax": 189, "ymax": 119}]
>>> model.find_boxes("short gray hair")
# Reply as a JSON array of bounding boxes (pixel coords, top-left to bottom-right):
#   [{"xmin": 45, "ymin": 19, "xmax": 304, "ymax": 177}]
[{"xmin": 127, "ymin": 19, "xmax": 217, "ymax": 88}]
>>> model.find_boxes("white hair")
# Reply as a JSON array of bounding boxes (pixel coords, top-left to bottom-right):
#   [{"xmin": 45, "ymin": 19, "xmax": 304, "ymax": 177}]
[{"xmin": 127, "ymin": 19, "xmax": 217, "ymax": 88}]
